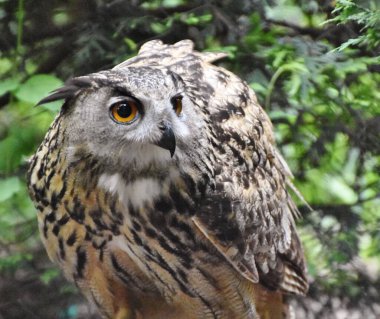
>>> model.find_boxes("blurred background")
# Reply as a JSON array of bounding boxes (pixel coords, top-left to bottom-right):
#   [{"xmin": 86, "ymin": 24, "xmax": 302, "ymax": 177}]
[{"xmin": 0, "ymin": 0, "xmax": 379, "ymax": 318}]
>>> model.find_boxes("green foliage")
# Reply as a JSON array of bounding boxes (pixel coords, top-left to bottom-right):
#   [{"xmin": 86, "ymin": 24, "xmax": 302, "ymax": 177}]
[
  {"xmin": 40, "ymin": 268, "xmax": 61, "ymax": 285},
  {"xmin": 15, "ymin": 74, "xmax": 63, "ymax": 106},
  {"xmin": 0, "ymin": 176, "xmax": 21, "ymax": 202},
  {"xmin": 0, "ymin": 48, "xmax": 61, "ymax": 285},
  {"xmin": 0, "ymin": 0, "xmax": 379, "ymax": 317},
  {"xmin": 327, "ymin": 0, "xmax": 380, "ymax": 50},
  {"xmin": 239, "ymin": 4, "xmax": 380, "ymax": 298},
  {"xmin": 0, "ymin": 252, "xmax": 33, "ymax": 272}
]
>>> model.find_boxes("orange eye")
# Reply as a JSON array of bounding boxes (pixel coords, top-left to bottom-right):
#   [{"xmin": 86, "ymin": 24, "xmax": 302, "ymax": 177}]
[
  {"xmin": 110, "ymin": 100, "xmax": 139, "ymax": 124},
  {"xmin": 171, "ymin": 95, "xmax": 182, "ymax": 116}
]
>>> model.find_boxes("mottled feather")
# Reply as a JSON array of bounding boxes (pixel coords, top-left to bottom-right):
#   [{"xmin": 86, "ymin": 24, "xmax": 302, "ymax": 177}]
[{"xmin": 28, "ymin": 40, "xmax": 308, "ymax": 319}]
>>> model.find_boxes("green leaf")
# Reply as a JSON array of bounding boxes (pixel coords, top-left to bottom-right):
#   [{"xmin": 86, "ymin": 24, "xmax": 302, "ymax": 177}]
[
  {"xmin": 40, "ymin": 268, "xmax": 60, "ymax": 285},
  {"xmin": 0, "ymin": 124, "xmax": 42, "ymax": 173},
  {"xmin": 269, "ymin": 109, "xmax": 297, "ymax": 123},
  {"xmin": 124, "ymin": 37, "xmax": 137, "ymax": 51},
  {"xmin": 0, "ymin": 76, "xmax": 22, "ymax": 96},
  {"xmin": 0, "ymin": 177, "xmax": 21, "ymax": 202},
  {"xmin": 14, "ymin": 74, "xmax": 63, "ymax": 105},
  {"xmin": 265, "ymin": 5, "xmax": 307, "ymax": 27},
  {"xmin": 150, "ymin": 22, "xmax": 167, "ymax": 34},
  {"xmin": 327, "ymin": 176, "xmax": 358, "ymax": 204},
  {"xmin": 183, "ymin": 13, "xmax": 212, "ymax": 26},
  {"xmin": 162, "ymin": 0, "xmax": 185, "ymax": 8},
  {"xmin": 0, "ymin": 58, "xmax": 13, "ymax": 75},
  {"xmin": 205, "ymin": 45, "xmax": 237, "ymax": 59},
  {"xmin": 0, "ymin": 253, "xmax": 33, "ymax": 271}
]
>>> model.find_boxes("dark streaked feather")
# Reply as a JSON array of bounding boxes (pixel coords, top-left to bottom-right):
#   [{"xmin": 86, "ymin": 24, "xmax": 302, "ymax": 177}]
[{"xmin": 131, "ymin": 40, "xmax": 309, "ymax": 296}]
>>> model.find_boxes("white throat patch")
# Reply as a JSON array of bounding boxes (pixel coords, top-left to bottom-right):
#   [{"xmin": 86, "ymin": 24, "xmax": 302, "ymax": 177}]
[{"xmin": 98, "ymin": 173, "xmax": 162, "ymax": 209}]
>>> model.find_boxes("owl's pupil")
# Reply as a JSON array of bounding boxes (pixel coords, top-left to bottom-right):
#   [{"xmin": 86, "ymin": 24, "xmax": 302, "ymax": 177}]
[{"xmin": 117, "ymin": 103, "xmax": 132, "ymax": 118}]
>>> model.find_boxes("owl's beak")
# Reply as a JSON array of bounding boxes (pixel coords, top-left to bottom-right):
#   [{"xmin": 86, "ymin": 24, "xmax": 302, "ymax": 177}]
[{"xmin": 154, "ymin": 125, "xmax": 176, "ymax": 157}]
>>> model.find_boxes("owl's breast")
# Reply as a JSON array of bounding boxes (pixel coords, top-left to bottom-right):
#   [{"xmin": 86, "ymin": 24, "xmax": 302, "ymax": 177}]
[{"xmin": 97, "ymin": 169, "xmax": 257, "ymax": 318}]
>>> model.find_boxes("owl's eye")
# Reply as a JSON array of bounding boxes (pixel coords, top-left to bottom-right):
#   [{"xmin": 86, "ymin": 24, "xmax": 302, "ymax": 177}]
[
  {"xmin": 110, "ymin": 99, "xmax": 139, "ymax": 124},
  {"xmin": 171, "ymin": 95, "xmax": 183, "ymax": 116}
]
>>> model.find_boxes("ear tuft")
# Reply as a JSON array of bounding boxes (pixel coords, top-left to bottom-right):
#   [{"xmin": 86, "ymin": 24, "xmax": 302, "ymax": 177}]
[{"xmin": 36, "ymin": 76, "xmax": 94, "ymax": 106}]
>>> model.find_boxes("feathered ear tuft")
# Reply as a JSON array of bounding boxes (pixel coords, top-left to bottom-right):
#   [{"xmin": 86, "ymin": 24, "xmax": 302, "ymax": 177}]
[{"xmin": 36, "ymin": 76, "xmax": 94, "ymax": 106}]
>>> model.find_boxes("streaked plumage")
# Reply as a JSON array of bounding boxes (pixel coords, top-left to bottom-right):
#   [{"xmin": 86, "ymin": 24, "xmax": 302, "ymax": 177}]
[{"xmin": 27, "ymin": 40, "xmax": 308, "ymax": 319}]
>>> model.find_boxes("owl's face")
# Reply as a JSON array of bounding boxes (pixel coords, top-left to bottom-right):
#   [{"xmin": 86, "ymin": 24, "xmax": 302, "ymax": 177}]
[{"xmin": 61, "ymin": 67, "xmax": 203, "ymax": 170}]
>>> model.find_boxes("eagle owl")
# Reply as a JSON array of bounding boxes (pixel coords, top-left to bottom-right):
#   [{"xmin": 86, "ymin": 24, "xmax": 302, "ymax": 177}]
[{"xmin": 27, "ymin": 40, "xmax": 308, "ymax": 319}]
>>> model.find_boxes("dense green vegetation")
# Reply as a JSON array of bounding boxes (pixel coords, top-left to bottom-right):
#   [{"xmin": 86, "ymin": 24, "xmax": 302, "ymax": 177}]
[{"xmin": 0, "ymin": 0, "xmax": 379, "ymax": 318}]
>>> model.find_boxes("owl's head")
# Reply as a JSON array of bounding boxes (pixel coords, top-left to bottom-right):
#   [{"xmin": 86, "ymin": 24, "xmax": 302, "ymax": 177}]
[{"xmin": 38, "ymin": 67, "xmax": 204, "ymax": 171}]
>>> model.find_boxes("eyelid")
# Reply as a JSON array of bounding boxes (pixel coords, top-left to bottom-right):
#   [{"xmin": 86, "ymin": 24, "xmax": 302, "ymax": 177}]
[
  {"xmin": 108, "ymin": 96, "xmax": 134, "ymax": 106},
  {"xmin": 108, "ymin": 96, "xmax": 143, "ymax": 114}
]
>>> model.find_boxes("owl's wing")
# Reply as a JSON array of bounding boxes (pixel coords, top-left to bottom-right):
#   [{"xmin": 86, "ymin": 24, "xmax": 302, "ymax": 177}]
[
  {"xmin": 186, "ymin": 49, "xmax": 308, "ymax": 296},
  {"xmin": 188, "ymin": 62, "xmax": 308, "ymax": 295}
]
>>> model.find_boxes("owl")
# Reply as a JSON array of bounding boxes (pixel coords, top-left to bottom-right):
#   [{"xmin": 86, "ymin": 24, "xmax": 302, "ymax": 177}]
[{"xmin": 27, "ymin": 40, "xmax": 308, "ymax": 319}]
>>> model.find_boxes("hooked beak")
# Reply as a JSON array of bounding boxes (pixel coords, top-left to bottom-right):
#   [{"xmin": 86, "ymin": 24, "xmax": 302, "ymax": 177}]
[{"xmin": 154, "ymin": 125, "xmax": 176, "ymax": 157}]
